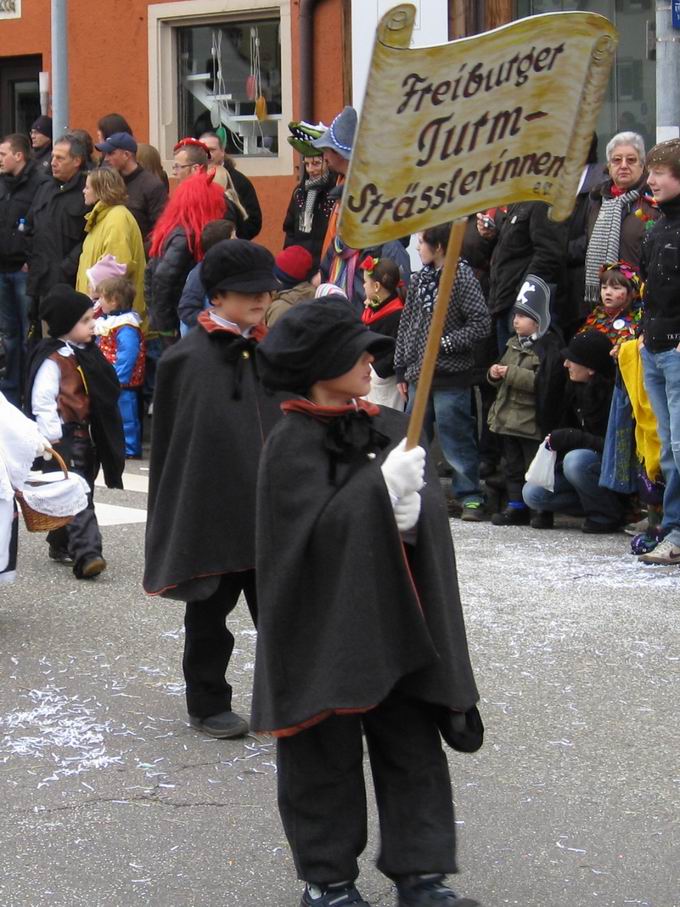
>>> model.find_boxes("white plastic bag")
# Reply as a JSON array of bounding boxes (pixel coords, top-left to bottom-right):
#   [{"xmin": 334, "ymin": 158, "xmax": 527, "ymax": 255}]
[{"xmin": 525, "ymin": 443, "xmax": 557, "ymax": 492}]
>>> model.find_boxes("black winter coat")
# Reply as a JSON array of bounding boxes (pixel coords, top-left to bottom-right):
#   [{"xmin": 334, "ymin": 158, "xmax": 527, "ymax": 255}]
[
  {"xmin": 145, "ymin": 227, "xmax": 195, "ymax": 334},
  {"xmin": 282, "ymin": 177, "xmax": 336, "ymax": 268},
  {"xmin": 123, "ymin": 165, "xmax": 168, "ymax": 246},
  {"xmin": 487, "ymin": 201, "xmax": 568, "ymax": 320},
  {"xmin": 551, "ymin": 374, "xmax": 614, "ymax": 454},
  {"xmin": 25, "ymin": 171, "xmax": 91, "ymax": 298},
  {"xmin": 565, "ymin": 163, "xmax": 606, "ymax": 325},
  {"xmin": 226, "ymin": 163, "xmax": 262, "ymax": 240},
  {"xmin": 640, "ymin": 195, "xmax": 680, "ymax": 352},
  {"xmin": 0, "ymin": 162, "xmax": 47, "ymax": 271}
]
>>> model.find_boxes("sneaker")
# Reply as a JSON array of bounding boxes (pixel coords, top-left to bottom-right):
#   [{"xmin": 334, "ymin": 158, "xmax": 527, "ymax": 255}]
[
  {"xmin": 530, "ymin": 511, "xmax": 553, "ymax": 530},
  {"xmin": 582, "ymin": 518, "xmax": 621, "ymax": 534},
  {"xmin": 78, "ymin": 556, "xmax": 107, "ymax": 578},
  {"xmin": 396, "ymin": 874, "xmax": 479, "ymax": 906},
  {"xmin": 300, "ymin": 882, "xmax": 371, "ymax": 906},
  {"xmin": 189, "ymin": 710, "xmax": 249, "ymax": 739},
  {"xmin": 491, "ymin": 506, "xmax": 530, "ymax": 526},
  {"xmin": 48, "ymin": 546, "xmax": 74, "ymax": 565},
  {"xmin": 638, "ymin": 538, "xmax": 680, "ymax": 566},
  {"xmin": 460, "ymin": 502, "xmax": 484, "ymax": 522}
]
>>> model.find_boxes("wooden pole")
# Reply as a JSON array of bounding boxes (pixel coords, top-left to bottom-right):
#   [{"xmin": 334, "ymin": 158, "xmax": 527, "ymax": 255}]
[{"xmin": 405, "ymin": 219, "xmax": 467, "ymax": 450}]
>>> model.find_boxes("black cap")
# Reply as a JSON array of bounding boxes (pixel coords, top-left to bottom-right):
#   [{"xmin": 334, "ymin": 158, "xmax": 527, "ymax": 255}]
[
  {"xmin": 31, "ymin": 115, "xmax": 52, "ymax": 139},
  {"xmin": 561, "ymin": 330, "xmax": 614, "ymax": 379},
  {"xmin": 257, "ymin": 297, "xmax": 395, "ymax": 395},
  {"xmin": 95, "ymin": 131, "xmax": 137, "ymax": 154},
  {"xmin": 39, "ymin": 285, "xmax": 93, "ymax": 338},
  {"xmin": 511, "ymin": 274, "xmax": 551, "ymax": 338},
  {"xmin": 202, "ymin": 239, "xmax": 280, "ymax": 297}
]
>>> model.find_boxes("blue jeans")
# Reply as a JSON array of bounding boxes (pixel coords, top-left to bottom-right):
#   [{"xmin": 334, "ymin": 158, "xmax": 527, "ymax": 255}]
[
  {"xmin": 641, "ymin": 346, "xmax": 680, "ymax": 545},
  {"xmin": 522, "ymin": 448, "xmax": 625, "ymax": 524},
  {"xmin": 0, "ymin": 271, "xmax": 31, "ymax": 406},
  {"xmin": 407, "ymin": 383, "xmax": 482, "ymax": 504}
]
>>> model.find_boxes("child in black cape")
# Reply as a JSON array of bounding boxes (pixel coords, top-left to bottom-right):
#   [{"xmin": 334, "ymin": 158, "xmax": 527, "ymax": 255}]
[
  {"xmin": 253, "ymin": 298, "xmax": 481, "ymax": 907},
  {"xmin": 143, "ymin": 239, "xmax": 283, "ymax": 739},
  {"xmin": 24, "ymin": 285, "xmax": 125, "ymax": 578}
]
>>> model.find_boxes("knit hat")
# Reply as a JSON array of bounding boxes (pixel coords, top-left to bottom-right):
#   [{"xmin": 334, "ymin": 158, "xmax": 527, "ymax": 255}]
[
  {"xmin": 31, "ymin": 115, "xmax": 52, "ymax": 139},
  {"xmin": 40, "ymin": 285, "xmax": 93, "ymax": 338},
  {"xmin": 315, "ymin": 283, "xmax": 349, "ymax": 301},
  {"xmin": 311, "ymin": 106, "xmax": 357, "ymax": 160},
  {"xmin": 257, "ymin": 298, "xmax": 394, "ymax": 395},
  {"xmin": 274, "ymin": 246, "xmax": 313, "ymax": 286},
  {"xmin": 511, "ymin": 274, "xmax": 551, "ymax": 338},
  {"xmin": 202, "ymin": 239, "xmax": 280, "ymax": 297},
  {"xmin": 561, "ymin": 330, "xmax": 615, "ymax": 379},
  {"xmin": 86, "ymin": 254, "xmax": 128, "ymax": 292}
]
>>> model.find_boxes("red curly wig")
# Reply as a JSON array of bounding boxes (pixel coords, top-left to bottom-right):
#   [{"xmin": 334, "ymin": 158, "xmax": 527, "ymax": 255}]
[{"xmin": 148, "ymin": 170, "xmax": 226, "ymax": 260}]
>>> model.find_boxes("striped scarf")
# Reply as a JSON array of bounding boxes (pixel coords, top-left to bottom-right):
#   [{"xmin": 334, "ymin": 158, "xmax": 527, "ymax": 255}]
[
  {"xmin": 328, "ymin": 237, "xmax": 359, "ymax": 298},
  {"xmin": 584, "ymin": 187, "xmax": 640, "ymax": 305}
]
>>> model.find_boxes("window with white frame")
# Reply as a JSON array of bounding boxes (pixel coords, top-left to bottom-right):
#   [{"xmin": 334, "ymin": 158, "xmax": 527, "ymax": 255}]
[{"xmin": 149, "ymin": 1, "xmax": 293, "ymax": 177}]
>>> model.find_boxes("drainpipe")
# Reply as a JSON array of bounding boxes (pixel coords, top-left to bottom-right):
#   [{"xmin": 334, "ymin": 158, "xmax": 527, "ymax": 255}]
[
  {"xmin": 655, "ymin": 0, "xmax": 680, "ymax": 141},
  {"xmin": 51, "ymin": 0, "xmax": 69, "ymax": 137},
  {"xmin": 299, "ymin": 0, "xmax": 322, "ymax": 123}
]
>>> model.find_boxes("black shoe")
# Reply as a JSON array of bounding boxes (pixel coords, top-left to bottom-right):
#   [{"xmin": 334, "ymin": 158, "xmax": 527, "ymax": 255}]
[
  {"xmin": 48, "ymin": 546, "xmax": 74, "ymax": 565},
  {"xmin": 491, "ymin": 507, "xmax": 530, "ymax": 526},
  {"xmin": 77, "ymin": 556, "xmax": 107, "ymax": 578},
  {"xmin": 530, "ymin": 511, "xmax": 554, "ymax": 530},
  {"xmin": 582, "ymin": 518, "xmax": 621, "ymax": 534},
  {"xmin": 300, "ymin": 882, "xmax": 371, "ymax": 906},
  {"xmin": 446, "ymin": 497, "xmax": 463, "ymax": 517},
  {"xmin": 189, "ymin": 710, "xmax": 249, "ymax": 739},
  {"xmin": 396, "ymin": 874, "xmax": 479, "ymax": 906}
]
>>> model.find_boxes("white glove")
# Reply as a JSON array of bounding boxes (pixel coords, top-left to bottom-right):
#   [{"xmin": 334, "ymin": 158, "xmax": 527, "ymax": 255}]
[
  {"xmin": 393, "ymin": 491, "xmax": 421, "ymax": 532},
  {"xmin": 380, "ymin": 439, "xmax": 426, "ymax": 500},
  {"xmin": 35, "ymin": 435, "xmax": 53, "ymax": 460}
]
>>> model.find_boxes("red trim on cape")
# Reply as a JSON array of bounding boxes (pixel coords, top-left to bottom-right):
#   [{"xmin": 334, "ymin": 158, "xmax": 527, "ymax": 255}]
[
  {"xmin": 281, "ymin": 398, "xmax": 380, "ymax": 419},
  {"xmin": 265, "ymin": 703, "xmax": 379, "ymax": 738},
  {"xmin": 361, "ymin": 294, "xmax": 404, "ymax": 325},
  {"xmin": 197, "ymin": 309, "xmax": 267, "ymax": 341}
]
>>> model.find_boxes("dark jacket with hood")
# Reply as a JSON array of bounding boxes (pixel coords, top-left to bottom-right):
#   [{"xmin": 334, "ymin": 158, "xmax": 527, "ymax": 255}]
[
  {"xmin": 0, "ymin": 160, "xmax": 47, "ymax": 272},
  {"xmin": 640, "ymin": 194, "xmax": 680, "ymax": 352},
  {"xmin": 487, "ymin": 201, "xmax": 568, "ymax": 321},
  {"xmin": 25, "ymin": 170, "xmax": 91, "ymax": 299}
]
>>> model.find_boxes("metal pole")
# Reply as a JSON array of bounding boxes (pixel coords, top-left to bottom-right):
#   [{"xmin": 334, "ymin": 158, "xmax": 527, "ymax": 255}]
[
  {"xmin": 656, "ymin": 0, "xmax": 680, "ymax": 141},
  {"xmin": 51, "ymin": 0, "xmax": 69, "ymax": 138}
]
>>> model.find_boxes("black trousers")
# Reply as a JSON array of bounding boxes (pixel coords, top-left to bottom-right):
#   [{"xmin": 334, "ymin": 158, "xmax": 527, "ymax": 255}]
[
  {"xmin": 277, "ymin": 691, "xmax": 457, "ymax": 885},
  {"xmin": 500, "ymin": 434, "xmax": 541, "ymax": 501},
  {"xmin": 183, "ymin": 570, "xmax": 257, "ymax": 718},
  {"xmin": 45, "ymin": 426, "xmax": 102, "ymax": 576}
]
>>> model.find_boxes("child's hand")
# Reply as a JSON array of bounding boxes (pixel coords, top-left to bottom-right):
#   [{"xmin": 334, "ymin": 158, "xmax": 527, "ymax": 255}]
[{"xmin": 489, "ymin": 364, "xmax": 507, "ymax": 379}]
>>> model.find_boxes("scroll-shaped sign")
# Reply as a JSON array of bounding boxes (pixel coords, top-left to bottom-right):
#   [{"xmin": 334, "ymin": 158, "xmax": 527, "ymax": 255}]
[{"xmin": 338, "ymin": 6, "xmax": 618, "ymax": 248}]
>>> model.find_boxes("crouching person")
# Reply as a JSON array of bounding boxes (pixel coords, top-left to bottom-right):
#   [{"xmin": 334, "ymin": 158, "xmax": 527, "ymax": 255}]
[
  {"xmin": 523, "ymin": 330, "xmax": 625, "ymax": 532},
  {"xmin": 252, "ymin": 299, "xmax": 481, "ymax": 907}
]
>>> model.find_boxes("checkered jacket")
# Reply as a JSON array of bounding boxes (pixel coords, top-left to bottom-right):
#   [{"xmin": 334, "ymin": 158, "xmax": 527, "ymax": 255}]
[{"xmin": 394, "ymin": 260, "xmax": 490, "ymax": 384}]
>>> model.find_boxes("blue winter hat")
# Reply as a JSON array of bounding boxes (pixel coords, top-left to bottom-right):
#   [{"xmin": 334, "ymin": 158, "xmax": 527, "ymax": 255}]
[
  {"xmin": 311, "ymin": 106, "xmax": 357, "ymax": 161},
  {"xmin": 512, "ymin": 274, "xmax": 551, "ymax": 338}
]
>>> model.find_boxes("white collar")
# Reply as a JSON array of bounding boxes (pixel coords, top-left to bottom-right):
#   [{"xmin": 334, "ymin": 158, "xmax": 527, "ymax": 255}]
[{"xmin": 208, "ymin": 310, "xmax": 254, "ymax": 337}]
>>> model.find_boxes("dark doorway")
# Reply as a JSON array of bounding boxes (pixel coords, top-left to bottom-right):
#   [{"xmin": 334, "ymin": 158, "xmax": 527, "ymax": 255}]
[{"xmin": 0, "ymin": 55, "xmax": 42, "ymax": 138}]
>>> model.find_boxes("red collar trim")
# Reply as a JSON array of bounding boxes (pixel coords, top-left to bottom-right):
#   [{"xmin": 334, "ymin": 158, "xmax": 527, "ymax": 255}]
[
  {"xmin": 361, "ymin": 294, "xmax": 404, "ymax": 325},
  {"xmin": 197, "ymin": 309, "xmax": 267, "ymax": 341},
  {"xmin": 281, "ymin": 398, "xmax": 380, "ymax": 419}
]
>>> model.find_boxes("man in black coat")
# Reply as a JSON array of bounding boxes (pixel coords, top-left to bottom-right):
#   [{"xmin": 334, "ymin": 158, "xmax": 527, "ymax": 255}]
[
  {"xmin": 200, "ymin": 131, "xmax": 263, "ymax": 239},
  {"xmin": 25, "ymin": 132, "xmax": 91, "ymax": 319},
  {"xmin": 480, "ymin": 200, "xmax": 568, "ymax": 354},
  {"xmin": 0, "ymin": 132, "xmax": 47, "ymax": 405}
]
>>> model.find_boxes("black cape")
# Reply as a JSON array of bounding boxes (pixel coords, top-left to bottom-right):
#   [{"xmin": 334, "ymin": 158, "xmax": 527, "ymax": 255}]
[
  {"xmin": 25, "ymin": 338, "xmax": 124, "ymax": 489},
  {"xmin": 251, "ymin": 403, "xmax": 479, "ymax": 735},
  {"xmin": 143, "ymin": 319, "xmax": 284, "ymax": 599}
]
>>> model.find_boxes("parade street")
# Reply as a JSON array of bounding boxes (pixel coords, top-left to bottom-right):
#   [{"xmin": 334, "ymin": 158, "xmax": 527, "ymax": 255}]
[{"xmin": 1, "ymin": 460, "xmax": 677, "ymax": 907}]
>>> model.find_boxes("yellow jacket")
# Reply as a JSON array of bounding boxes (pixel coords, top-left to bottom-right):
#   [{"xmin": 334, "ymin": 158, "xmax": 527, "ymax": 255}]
[
  {"xmin": 76, "ymin": 202, "xmax": 146, "ymax": 323},
  {"xmin": 617, "ymin": 339, "xmax": 661, "ymax": 481}
]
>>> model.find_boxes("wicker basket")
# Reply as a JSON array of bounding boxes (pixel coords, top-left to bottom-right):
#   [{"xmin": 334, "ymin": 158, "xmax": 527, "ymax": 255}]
[{"xmin": 15, "ymin": 448, "xmax": 76, "ymax": 533}]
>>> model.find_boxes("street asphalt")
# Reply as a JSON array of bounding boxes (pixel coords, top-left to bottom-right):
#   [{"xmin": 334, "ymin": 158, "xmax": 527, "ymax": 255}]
[{"xmin": 0, "ymin": 458, "xmax": 677, "ymax": 907}]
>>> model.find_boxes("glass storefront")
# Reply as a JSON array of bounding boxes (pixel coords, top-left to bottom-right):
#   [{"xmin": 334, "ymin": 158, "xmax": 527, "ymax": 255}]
[{"xmin": 515, "ymin": 0, "xmax": 657, "ymax": 155}]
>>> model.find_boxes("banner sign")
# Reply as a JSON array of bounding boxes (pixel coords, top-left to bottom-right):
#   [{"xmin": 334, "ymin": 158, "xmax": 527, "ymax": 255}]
[{"xmin": 339, "ymin": 5, "xmax": 617, "ymax": 247}]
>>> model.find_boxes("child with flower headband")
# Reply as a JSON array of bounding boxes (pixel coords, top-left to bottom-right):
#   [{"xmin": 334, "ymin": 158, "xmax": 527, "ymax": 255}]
[
  {"xmin": 577, "ymin": 260, "xmax": 642, "ymax": 356},
  {"xmin": 359, "ymin": 255, "xmax": 404, "ymax": 409}
]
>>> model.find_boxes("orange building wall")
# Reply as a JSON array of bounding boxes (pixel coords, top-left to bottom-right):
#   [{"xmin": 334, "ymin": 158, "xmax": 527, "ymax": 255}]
[{"xmin": 1, "ymin": 0, "xmax": 348, "ymax": 254}]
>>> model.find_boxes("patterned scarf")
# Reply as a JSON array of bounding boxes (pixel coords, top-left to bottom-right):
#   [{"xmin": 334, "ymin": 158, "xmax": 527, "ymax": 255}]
[
  {"xmin": 328, "ymin": 237, "xmax": 359, "ymax": 298},
  {"xmin": 300, "ymin": 171, "xmax": 332, "ymax": 234},
  {"xmin": 584, "ymin": 186, "xmax": 640, "ymax": 304}
]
